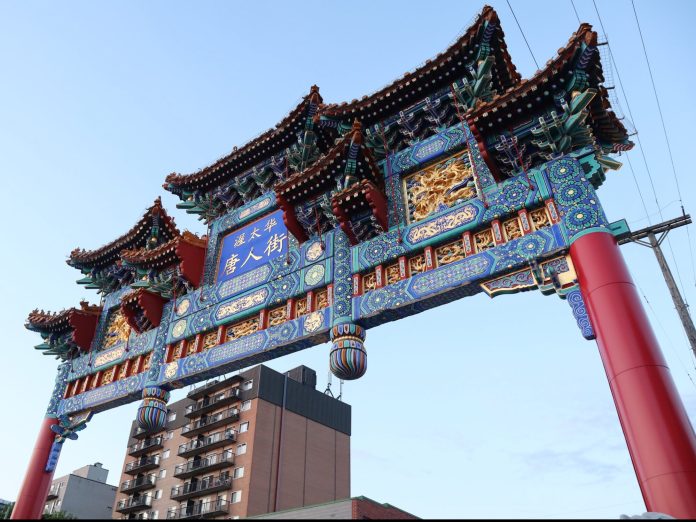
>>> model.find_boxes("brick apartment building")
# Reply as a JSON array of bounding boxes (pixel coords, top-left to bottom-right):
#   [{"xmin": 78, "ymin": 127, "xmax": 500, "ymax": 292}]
[{"xmin": 113, "ymin": 364, "xmax": 350, "ymax": 519}]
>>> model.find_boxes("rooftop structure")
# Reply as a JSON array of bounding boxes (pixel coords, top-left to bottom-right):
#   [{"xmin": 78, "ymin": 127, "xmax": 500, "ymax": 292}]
[{"xmin": 44, "ymin": 462, "xmax": 117, "ymax": 519}]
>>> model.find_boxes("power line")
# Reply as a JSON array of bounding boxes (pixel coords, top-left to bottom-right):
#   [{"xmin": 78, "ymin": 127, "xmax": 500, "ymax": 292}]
[
  {"xmin": 590, "ymin": 0, "xmax": 691, "ymax": 305},
  {"xmin": 588, "ymin": 1, "xmax": 661, "ymax": 225},
  {"xmin": 569, "ymin": 0, "xmax": 581, "ymax": 24},
  {"xmin": 630, "ymin": 0, "xmax": 685, "ymax": 207},
  {"xmin": 628, "ymin": 0, "xmax": 692, "ymax": 303},
  {"xmin": 625, "ymin": 154, "xmax": 652, "ymax": 226},
  {"xmin": 505, "ymin": 0, "xmax": 539, "ymax": 70},
  {"xmin": 638, "ymin": 283, "xmax": 696, "ymax": 388}
]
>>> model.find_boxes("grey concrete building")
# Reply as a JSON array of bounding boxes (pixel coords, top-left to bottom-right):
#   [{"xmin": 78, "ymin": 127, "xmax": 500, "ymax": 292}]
[{"xmin": 44, "ymin": 462, "xmax": 118, "ymax": 519}]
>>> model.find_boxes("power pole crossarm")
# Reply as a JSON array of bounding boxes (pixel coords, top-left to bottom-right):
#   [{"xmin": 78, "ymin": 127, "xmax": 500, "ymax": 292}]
[{"xmin": 619, "ymin": 214, "xmax": 696, "ymax": 361}]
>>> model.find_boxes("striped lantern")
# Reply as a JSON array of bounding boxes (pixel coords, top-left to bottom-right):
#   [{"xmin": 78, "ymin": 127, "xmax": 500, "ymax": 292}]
[
  {"xmin": 329, "ymin": 323, "xmax": 367, "ymax": 380},
  {"xmin": 136, "ymin": 386, "xmax": 170, "ymax": 431}
]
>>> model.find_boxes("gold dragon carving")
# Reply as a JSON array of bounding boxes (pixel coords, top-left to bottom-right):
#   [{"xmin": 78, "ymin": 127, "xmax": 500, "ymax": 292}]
[
  {"xmin": 404, "ymin": 154, "xmax": 476, "ymax": 222},
  {"xmin": 103, "ymin": 310, "xmax": 131, "ymax": 349}
]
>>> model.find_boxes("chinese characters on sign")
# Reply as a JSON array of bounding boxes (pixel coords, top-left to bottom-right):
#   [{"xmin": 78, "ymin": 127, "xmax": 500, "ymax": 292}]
[{"xmin": 216, "ymin": 209, "xmax": 288, "ymax": 284}]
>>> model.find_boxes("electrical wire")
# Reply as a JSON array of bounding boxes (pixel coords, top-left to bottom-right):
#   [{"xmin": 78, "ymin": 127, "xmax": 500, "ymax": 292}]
[
  {"xmin": 630, "ymin": 0, "xmax": 695, "ymax": 301},
  {"xmin": 570, "ymin": 1, "xmax": 654, "ymax": 234},
  {"xmin": 590, "ymin": 0, "xmax": 690, "ymax": 305},
  {"xmin": 569, "ymin": 0, "xmax": 581, "ymax": 24},
  {"xmin": 505, "ymin": 0, "xmax": 539, "ymax": 70},
  {"xmin": 630, "ymin": 0, "xmax": 685, "ymax": 207},
  {"xmin": 638, "ymin": 283, "xmax": 696, "ymax": 386},
  {"xmin": 584, "ymin": 1, "xmax": 696, "ymax": 375},
  {"xmin": 625, "ymin": 154, "xmax": 652, "ymax": 226}
]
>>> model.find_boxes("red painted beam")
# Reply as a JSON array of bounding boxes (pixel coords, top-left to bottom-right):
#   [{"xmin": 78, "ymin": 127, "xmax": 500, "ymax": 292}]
[{"xmin": 570, "ymin": 231, "xmax": 696, "ymax": 518}]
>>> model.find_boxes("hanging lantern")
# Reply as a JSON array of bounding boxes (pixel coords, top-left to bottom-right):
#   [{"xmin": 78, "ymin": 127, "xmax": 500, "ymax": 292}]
[{"xmin": 329, "ymin": 323, "xmax": 367, "ymax": 380}]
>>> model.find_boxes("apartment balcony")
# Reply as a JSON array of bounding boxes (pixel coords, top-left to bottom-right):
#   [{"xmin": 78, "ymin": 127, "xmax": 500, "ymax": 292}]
[
  {"xmin": 170, "ymin": 475, "xmax": 232, "ymax": 501},
  {"xmin": 178, "ymin": 430, "xmax": 236, "ymax": 458},
  {"xmin": 119, "ymin": 512, "xmax": 156, "ymax": 520},
  {"xmin": 132, "ymin": 426, "xmax": 163, "ymax": 440},
  {"xmin": 166, "ymin": 499, "xmax": 229, "ymax": 519},
  {"xmin": 115, "ymin": 495, "xmax": 152, "ymax": 514},
  {"xmin": 173, "ymin": 452, "xmax": 234, "ymax": 480},
  {"xmin": 187, "ymin": 376, "xmax": 242, "ymax": 400},
  {"xmin": 185, "ymin": 388, "xmax": 240, "ymax": 418},
  {"xmin": 46, "ymin": 484, "xmax": 60, "ymax": 500},
  {"xmin": 124, "ymin": 455, "xmax": 160, "ymax": 475},
  {"xmin": 121, "ymin": 475, "xmax": 156, "ymax": 494},
  {"xmin": 181, "ymin": 408, "xmax": 239, "ymax": 438},
  {"xmin": 128, "ymin": 436, "xmax": 164, "ymax": 457}
]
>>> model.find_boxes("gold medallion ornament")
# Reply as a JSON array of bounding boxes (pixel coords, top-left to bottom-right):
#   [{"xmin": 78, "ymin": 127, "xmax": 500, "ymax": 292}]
[
  {"xmin": 176, "ymin": 299, "xmax": 191, "ymax": 316},
  {"xmin": 304, "ymin": 311, "xmax": 324, "ymax": 333},
  {"xmin": 305, "ymin": 241, "xmax": 324, "ymax": 262},
  {"xmin": 164, "ymin": 362, "xmax": 178, "ymax": 379},
  {"xmin": 172, "ymin": 320, "xmax": 187, "ymax": 338},
  {"xmin": 304, "ymin": 264, "xmax": 325, "ymax": 287}
]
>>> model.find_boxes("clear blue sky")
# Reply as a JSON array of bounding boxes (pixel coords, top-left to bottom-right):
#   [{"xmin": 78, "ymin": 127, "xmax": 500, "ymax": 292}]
[{"xmin": 1, "ymin": 1, "xmax": 695, "ymax": 518}]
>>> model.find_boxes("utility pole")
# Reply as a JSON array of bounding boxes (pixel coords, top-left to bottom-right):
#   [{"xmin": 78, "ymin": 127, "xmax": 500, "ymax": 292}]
[{"xmin": 618, "ymin": 214, "xmax": 696, "ymax": 360}]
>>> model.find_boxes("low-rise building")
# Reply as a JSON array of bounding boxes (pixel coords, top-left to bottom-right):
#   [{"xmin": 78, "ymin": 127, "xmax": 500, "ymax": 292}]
[
  {"xmin": 248, "ymin": 496, "xmax": 419, "ymax": 519},
  {"xmin": 44, "ymin": 462, "xmax": 117, "ymax": 519}
]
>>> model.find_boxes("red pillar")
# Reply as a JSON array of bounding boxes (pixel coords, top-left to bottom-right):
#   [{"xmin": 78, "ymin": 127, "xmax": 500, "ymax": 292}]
[
  {"xmin": 570, "ymin": 231, "xmax": 696, "ymax": 518},
  {"xmin": 11, "ymin": 417, "xmax": 59, "ymax": 520}
]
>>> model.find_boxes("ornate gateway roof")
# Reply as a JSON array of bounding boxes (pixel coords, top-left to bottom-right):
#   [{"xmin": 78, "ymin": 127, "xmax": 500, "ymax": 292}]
[
  {"xmin": 26, "ymin": 301, "xmax": 102, "ymax": 359},
  {"xmin": 68, "ymin": 197, "xmax": 180, "ymax": 271}
]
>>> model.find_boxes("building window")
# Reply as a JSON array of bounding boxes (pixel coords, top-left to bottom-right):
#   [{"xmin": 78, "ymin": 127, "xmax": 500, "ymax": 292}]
[
  {"xmin": 152, "ymin": 511, "xmax": 159, "ymax": 520},
  {"xmin": 236, "ymin": 443, "xmax": 247, "ymax": 455},
  {"xmin": 242, "ymin": 379, "xmax": 253, "ymax": 391},
  {"xmin": 167, "ymin": 507, "xmax": 176, "ymax": 518},
  {"xmin": 239, "ymin": 421, "xmax": 249, "ymax": 433},
  {"xmin": 159, "ymin": 469, "xmax": 167, "ymax": 479},
  {"xmin": 240, "ymin": 400, "xmax": 251, "ymax": 412},
  {"xmin": 166, "ymin": 430, "xmax": 173, "ymax": 440},
  {"xmin": 233, "ymin": 466, "xmax": 244, "ymax": 479},
  {"xmin": 162, "ymin": 449, "xmax": 170, "ymax": 459},
  {"xmin": 167, "ymin": 411, "xmax": 177, "ymax": 422},
  {"xmin": 231, "ymin": 490, "xmax": 242, "ymax": 504},
  {"xmin": 154, "ymin": 489, "xmax": 162, "ymax": 500}
]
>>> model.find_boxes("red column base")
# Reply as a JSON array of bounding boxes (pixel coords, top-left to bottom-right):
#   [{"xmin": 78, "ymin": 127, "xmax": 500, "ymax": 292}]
[
  {"xmin": 571, "ymin": 231, "xmax": 696, "ymax": 518},
  {"xmin": 12, "ymin": 417, "xmax": 59, "ymax": 520}
]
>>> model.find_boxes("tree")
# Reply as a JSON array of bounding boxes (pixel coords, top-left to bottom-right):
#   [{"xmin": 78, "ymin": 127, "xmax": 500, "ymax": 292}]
[{"xmin": 0, "ymin": 502, "xmax": 14, "ymax": 520}]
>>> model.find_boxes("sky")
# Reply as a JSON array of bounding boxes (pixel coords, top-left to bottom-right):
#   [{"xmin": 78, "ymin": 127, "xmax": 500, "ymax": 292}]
[{"xmin": 1, "ymin": 0, "xmax": 695, "ymax": 518}]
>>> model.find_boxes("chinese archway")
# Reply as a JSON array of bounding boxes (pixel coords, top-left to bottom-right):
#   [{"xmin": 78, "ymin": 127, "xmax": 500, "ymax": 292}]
[{"xmin": 15, "ymin": 6, "xmax": 696, "ymax": 519}]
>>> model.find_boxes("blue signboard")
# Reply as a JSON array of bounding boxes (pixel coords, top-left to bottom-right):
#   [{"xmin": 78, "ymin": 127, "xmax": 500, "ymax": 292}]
[{"xmin": 216, "ymin": 209, "xmax": 288, "ymax": 284}]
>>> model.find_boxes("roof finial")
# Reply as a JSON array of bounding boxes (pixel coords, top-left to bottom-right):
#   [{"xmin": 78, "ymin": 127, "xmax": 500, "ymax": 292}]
[
  {"xmin": 350, "ymin": 119, "xmax": 363, "ymax": 144},
  {"xmin": 308, "ymin": 85, "xmax": 322, "ymax": 104}
]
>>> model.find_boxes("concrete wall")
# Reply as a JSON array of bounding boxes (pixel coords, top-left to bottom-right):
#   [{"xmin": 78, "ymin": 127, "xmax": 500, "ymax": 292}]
[
  {"xmin": 72, "ymin": 463, "xmax": 108, "ymax": 483},
  {"xmin": 61, "ymin": 475, "xmax": 117, "ymax": 519}
]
